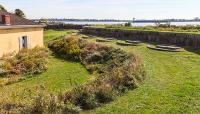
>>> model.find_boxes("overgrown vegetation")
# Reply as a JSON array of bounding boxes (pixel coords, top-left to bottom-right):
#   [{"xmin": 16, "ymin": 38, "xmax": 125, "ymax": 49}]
[
  {"xmin": 0, "ymin": 47, "xmax": 49, "ymax": 86},
  {"xmin": 2, "ymin": 29, "xmax": 199, "ymax": 114},
  {"xmin": 85, "ymin": 36, "xmax": 200, "ymax": 114},
  {"xmin": 0, "ymin": 35, "xmax": 145, "ymax": 113},
  {"xmin": 48, "ymin": 36, "xmax": 145, "ymax": 112},
  {"xmin": 48, "ymin": 36, "xmax": 82, "ymax": 61},
  {"xmin": 0, "ymin": 47, "xmax": 49, "ymax": 76},
  {"xmin": 0, "ymin": 31, "xmax": 90, "ymax": 114}
]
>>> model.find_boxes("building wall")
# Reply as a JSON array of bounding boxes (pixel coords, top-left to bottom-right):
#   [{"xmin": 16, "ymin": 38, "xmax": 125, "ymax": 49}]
[{"xmin": 0, "ymin": 27, "xmax": 44, "ymax": 57}]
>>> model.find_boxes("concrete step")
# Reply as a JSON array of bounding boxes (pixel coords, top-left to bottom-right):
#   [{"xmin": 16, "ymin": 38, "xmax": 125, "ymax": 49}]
[
  {"xmin": 116, "ymin": 41, "xmax": 139, "ymax": 46},
  {"xmin": 147, "ymin": 45, "xmax": 184, "ymax": 52},
  {"xmin": 156, "ymin": 44, "xmax": 181, "ymax": 50},
  {"xmin": 126, "ymin": 40, "xmax": 142, "ymax": 44}
]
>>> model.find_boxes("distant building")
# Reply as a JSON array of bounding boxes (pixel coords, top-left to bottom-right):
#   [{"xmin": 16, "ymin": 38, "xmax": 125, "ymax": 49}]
[{"xmin": 0, "ymin": 11, "xmax": 44, "ymax": 57}]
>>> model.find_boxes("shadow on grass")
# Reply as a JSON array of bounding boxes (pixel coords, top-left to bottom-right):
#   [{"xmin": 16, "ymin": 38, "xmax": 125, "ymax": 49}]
[{"xmin": 184, "ymin": 47, "xmax": 200, "ymax": 55}]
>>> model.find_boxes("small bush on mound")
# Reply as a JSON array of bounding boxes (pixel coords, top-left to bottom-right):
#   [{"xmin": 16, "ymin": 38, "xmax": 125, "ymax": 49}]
[
  {"xmin": 0, "ymin": 47, "xmax": 49, "ymax": 77},
  {"xmin": 48, "ymin": 36, "xmax": 82, "ymax": 61},
  {"xmin": 81, "ymin": 42, "xmax": 113, "ymax": 73}
]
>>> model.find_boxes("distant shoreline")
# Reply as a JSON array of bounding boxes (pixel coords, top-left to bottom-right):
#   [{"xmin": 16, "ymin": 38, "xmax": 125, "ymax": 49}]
[
  {"xmin": 32, "ymin": 19, "xmax": 200, "ymax": 23},
  {"xmin": 37, "ymin": 20, "xmax": 200, "ymax": 26}
]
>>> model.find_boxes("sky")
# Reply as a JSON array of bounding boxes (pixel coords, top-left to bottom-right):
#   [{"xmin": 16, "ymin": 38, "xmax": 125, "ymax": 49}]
[{"xmin": 0, "ymin": 0, "xmax": 200, "ymax": 19}]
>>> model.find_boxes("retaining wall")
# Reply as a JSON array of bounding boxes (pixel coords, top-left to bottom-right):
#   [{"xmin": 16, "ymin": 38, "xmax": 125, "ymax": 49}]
[{"xmin": 82, "ymin": 27, "xmax": 200, "ymax": 48}]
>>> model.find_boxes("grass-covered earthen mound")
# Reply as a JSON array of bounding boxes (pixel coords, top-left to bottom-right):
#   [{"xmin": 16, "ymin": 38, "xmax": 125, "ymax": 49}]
[
  {"xmin": 0, "ymin": 36, "xmax": 145, "ymax": 113},
  {"xmin": 48, "ymin": 36, "xmax": 145, "ymax": 111}
]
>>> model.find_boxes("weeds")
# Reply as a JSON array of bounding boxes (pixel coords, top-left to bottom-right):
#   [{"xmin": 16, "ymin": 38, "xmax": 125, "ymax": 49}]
[
  {"xmin": 1, "ymin": 36, "xmax": 145, "ymax": 113},
  {"xmin": 49, "ymin": 36, "xmax": 145, "ymax": 111},
  {"xmin": 0, "ymin": 47, "xmax": 49, "ymax": 77}
]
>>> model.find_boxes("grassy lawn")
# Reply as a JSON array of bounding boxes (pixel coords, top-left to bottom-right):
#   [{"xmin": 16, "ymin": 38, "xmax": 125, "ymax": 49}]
[
  {"xmin": 82, "ymin": 37, "xmax": 200, "ymax": 114},
  {"xmin": 0, "ymin": 29, "xmax": 90, "ymax": 103},
  {"xmin": 0, "ymin": 30, "xmax": 199, "ymax": 113},
  {"xmin": 44, "ymin": 29, "xmax": 78, "ymax": 42}
]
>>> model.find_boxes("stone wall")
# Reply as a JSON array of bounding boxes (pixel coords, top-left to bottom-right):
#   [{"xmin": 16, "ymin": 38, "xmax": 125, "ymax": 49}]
[{"xmin": 82, "ymin": 27, "xmax": 200, "ymax": 48}]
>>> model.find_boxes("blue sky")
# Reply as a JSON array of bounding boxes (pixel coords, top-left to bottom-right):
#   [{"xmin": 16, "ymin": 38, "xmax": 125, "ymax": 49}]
[{"xmin": 0, "ymin": 0, "xmax": 200, "ymax": 19}]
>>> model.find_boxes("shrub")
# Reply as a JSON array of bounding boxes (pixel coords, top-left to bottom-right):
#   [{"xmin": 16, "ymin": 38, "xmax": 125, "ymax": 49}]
[
  {"xmin": 29, "ymin": 93, "xmax": 46, "ymax": 114},
  {"xmin": 21, "ymin": 92, "xmax": 81, "ymax": 114},
  {"xmin": 95, "ymin": 83, "xmax": 116, "ymax": 103},
  {"xmin": 49, "ymin": 36, "xmax": 145, "ymax": 109},
  {"xmin": 124, "ymin": 22, "xmax": 132, "ymax": 27},
  {"xmin": 1, "ymin": 35, "xmax": 145, "ymax": 113},
  {"xmin": 61, "ymin": 103, "xmax": 81, "ymax": 114},
  {"xmin": 48, "ymin": 36, "xmax": 145, "ymax": 112},
  {"xmin": 0, "ymin": 47, "xmax": 49, "ymax": 77},
  {"xmin": 63, "ymin": 85, "xmax": 99, "ymax": 110},
  {"xmin": 0, "ymin": 76, "xmax": 24, "ymax": 86},
  {"xmin": 48, "ymin": 36, "xmax": 82, "ymax": 61},
  {"xmin": 74, "ymin": 90, "xmax": 98, "ymax": 110}
]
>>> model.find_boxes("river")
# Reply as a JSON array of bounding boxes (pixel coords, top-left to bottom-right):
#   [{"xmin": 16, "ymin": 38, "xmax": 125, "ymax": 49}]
[{"xmin": 62, "ymin": 21, "xmax": 200, "ymax": 26}]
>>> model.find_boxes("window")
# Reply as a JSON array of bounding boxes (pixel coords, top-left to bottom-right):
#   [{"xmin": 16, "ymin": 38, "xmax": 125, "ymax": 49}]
[
  {"xmin": 19, "ymin": 36, "xmax": 28, "ymax": 50},
  {"xmin": 22, "ymin": 36, "xmax": 28, "ymax": 48}
]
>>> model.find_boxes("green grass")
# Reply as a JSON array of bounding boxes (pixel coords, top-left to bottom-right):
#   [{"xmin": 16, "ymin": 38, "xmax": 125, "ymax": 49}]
[
  {"xmin": 82, "ymin": 37, "xmax": 200, "ymax": 114},
  {"xmin": 0, "ymin": 29, "xmax": 90, "ymax": 103},
  {"xmin": 44, "ymin": 29, "xmax": 78, "ymax": 42},
  {"xmin": 1, "ymin": 30, "xmax": 200, "ymax": 113},
  {"xmin": 92, "ymin": 25, "xmax": 200, "ymax": 34}
]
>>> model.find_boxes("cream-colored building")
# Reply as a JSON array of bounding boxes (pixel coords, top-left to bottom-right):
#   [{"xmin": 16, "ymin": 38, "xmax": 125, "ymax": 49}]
[{"xmin": 0, "ymin": 11, "xmax": 44, "ymax": 57}]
